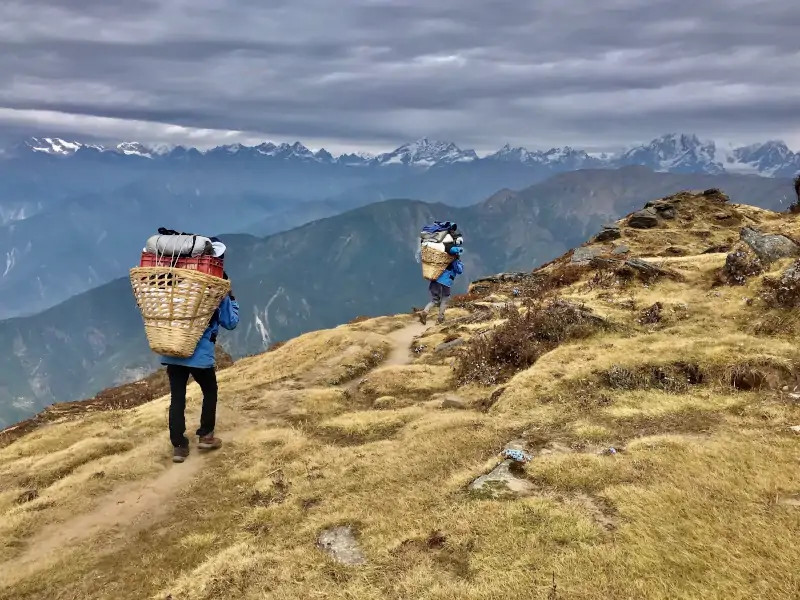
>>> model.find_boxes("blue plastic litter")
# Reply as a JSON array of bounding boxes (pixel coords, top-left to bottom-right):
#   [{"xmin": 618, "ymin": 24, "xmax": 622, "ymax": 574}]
[{"xmin": 502, "ymin": 448, "xmax": 531, "ymax": 463}]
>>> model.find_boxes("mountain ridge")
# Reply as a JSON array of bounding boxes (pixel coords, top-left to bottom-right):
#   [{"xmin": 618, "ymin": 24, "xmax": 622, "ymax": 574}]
[{"xmin": 5, "ymin": 133, "xmax": 800, "ymax": 177}]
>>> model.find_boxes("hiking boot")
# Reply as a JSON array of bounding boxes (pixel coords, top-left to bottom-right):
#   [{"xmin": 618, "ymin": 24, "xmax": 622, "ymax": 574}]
[
  {"xmin": 172, "ymin": 446, "xmax": 190, "ymax": 463},
  {"xmin": 437, "ymin": 315, "xmax": 445, "ymax": 325},
  {"xmin": 198, "ymin": 433, "xmax": 223, "ymax": 450},
  {"xmin": 418, "ymin": 311, "xmax": 427, "ymax": 325}
]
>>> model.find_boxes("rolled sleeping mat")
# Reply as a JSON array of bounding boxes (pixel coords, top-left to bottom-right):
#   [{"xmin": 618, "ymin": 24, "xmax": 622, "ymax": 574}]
[{"xmin": 145, "ymin": 234, "xmax": 213, "ymax": 258}]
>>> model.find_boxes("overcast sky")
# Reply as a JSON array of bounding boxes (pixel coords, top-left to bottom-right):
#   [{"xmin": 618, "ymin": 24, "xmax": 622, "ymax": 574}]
[{"xmin": 1, "ymin": 0, "xmax": 798, "ymax": 154}]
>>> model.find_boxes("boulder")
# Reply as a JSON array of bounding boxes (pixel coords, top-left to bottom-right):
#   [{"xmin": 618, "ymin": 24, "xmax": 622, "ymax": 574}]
[
  {"xmin": 628, "ymin": 208, "xmax": 659, "ymax": 229},
  {"xmin": 470, "ymin": 272, "xmax": 528, "ymax": 286},
  {"xmin": 612, "ymin": 244, "xmax": 630, "ymax": 255},
  {"xmin": 594, "ymin": 224, "xmax": 621, "ymax": 242},
  {"xmin": 721, "ymin": 243, "xmax": 763, "ymax": 285},
  {"xmin": 644, "ymin": 199, "xmax": 678, "ymax": 219},
  {"xmin": 440, "ymin": 395, "xmax": 468, "ymax": 410},
  {"xmin": 435, "ymin": 338, "xmax": 465, "ymax": 353},
  {"xmin": 625, "ymin": 257, "xmax": 679, "ymax": 281},
  {"xmin": 740, "ymin": 227, "xmax": 800, "ymax": 264},
  {"xmin": 571, "ymin": 246, "xmax": 603, "ymax": 264},
  {"xmin": 703, "ymin": 188, "xmax": 730, "ymax": 202},
  {"xmin": 762, "ymin": 259, "xmax": 800, "ymax": 307}
]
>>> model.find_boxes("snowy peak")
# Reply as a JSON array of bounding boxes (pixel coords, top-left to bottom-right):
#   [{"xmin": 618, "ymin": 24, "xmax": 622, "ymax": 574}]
[
  {"xmin": 336, "ymin": 151, "xmax": 374, "ymax": 166},
  {"xmin": 376, "ymin": 138, "xmax": 478, "ymax": 166},
  {"xmin": 252, "ymin": 141, "xmax": 316, "ymax": 160},
  {"xmin": 314, "ymin": 148, "xmax": 334, "ymax": 163},
  {"xmin": 488, "ymin": 143, "xmax": 601, "ymax": 169},
  {"xmin": 116, "ymin": 142, "xmax": 153, "ymax": 158},
  {"xmin": 487, "ymin": 144, "xmax": 542, "ymax": 164},
  {"xmin": 271, "ymin": 142, "xmax": 316, "ymax": 160},
  {"xmin": 731, "ymin": 141, "xmax": 800, "ymax": 177},
  {"xmin": 26, "ymin": 137, "xmax": 85, "ymax": 156},
  {"xmin": 541, "ymin": 146, "xmax": 602, "ymax": 169},
  {"xmin": 619, "ymin": 133, "xmax": 724, "ymax": 174}
]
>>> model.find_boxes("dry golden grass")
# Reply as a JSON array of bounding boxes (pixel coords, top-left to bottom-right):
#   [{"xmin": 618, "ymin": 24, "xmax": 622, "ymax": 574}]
[{"xmin": 3, "ymin": 194, "xmax": 800, "ymax": 599}]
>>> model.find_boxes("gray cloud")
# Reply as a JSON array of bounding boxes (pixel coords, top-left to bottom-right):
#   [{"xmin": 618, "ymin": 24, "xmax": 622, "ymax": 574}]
[{"xmin": 0, "ymin": 0, "xmax": 798, "ymax": 153}]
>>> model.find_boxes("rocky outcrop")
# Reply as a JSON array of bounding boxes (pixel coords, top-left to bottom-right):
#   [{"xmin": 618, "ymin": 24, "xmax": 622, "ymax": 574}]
[
  {"xmin": 720, "ymin": 227, "xmax": 800, "ymax": 286},
  {"xmin": 739, "ymin": 227, "xmax": 800, "ymax": 264},
  {"xmin": 702, "ymin": 188, "xmax": 730, "ymax": 202},
  {"xmin": 721, "ymin": 244, "xmax": 764, "ymax": 285},
  {"xmin": 628, "ymin": 208, "xmax": 659, "ymax": 229},
  {"xmin": 644, "ymin": 198, "xmax": 678, "ymax": 219},
  {"xmin": 571, "ymin": 246, "xmax": 604, "ymax": 264},
  {"xmin": 761, "ymin": 259, "xmax": 800, "ymax": 307},
  {"xmin": 470, "ymin": 272, "xmax": 528, "ymax": 286},
  {"xmin": 590, "ymin": 256, "xmax": 681, "ymax": 282},
  {"xmin": 594, "ymin": 224, "xmax": 621, "ymax": 242}
]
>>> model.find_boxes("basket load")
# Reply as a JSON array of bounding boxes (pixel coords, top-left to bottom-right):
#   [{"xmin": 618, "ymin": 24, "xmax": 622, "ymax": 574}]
[
  {"xmin": 419, "ymin": 221, "xmax": 463, "ymax": 280},
  {"xmin": 131, "ymin": 228, "xmax": 230, "ymax": 358}
]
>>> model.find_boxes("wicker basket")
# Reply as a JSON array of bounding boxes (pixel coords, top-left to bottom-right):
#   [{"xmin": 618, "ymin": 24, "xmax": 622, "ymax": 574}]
[
  {"xmin": 420, "ymin": 245, "xmax": 454, "ymax": 281},
  {"xmin": 130, "ymin": 267, "xmax": 231, "ymax": 358}
]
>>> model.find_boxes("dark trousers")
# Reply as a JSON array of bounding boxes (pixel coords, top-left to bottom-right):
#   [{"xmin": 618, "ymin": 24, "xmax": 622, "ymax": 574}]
[{"xmin": 167, "ymin": 365, "xmax": 218, "ymax": 448}]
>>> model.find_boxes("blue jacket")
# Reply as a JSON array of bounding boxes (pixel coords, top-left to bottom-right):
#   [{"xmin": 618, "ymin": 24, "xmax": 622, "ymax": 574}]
[
  {"xmin": 436, "ymin": 258, "xmax": 464, "ymax": 288},
  {"xmin": 161, "ymin": 295, "xmax": 240, "ymax": 369}
]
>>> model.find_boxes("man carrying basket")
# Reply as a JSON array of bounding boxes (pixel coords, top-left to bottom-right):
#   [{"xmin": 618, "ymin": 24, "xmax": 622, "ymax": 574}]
[
  {"xmin": 160, "ymin": 241, "xmax": 239, "ymax": 463},
  {"xmin": 418, "ymin": 245, "xmax": 463, "ymax": 325}
]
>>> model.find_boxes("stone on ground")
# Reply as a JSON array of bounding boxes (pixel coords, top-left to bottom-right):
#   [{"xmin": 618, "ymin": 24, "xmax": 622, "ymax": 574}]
[{"xmin": 317, "ymin": 526, "xmax": 366, "ymax": 565}]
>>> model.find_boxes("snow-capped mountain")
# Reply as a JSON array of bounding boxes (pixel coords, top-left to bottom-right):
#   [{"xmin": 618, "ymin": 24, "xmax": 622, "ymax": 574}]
[
  {"xmin": 25, "ymin": 137, "xmax": 86, "ymax": 156},
  {"xmin": 2, "ymin": 133, "xmax": 798, "ymax": 178},
  {"xmin": 374, "ymin": 138, "xmax": 478, "ymax": 167},
  {"xmin": 116, "ymin": 142, "xmax": 155, "ymax": 158},
  {"xmin": 487, "ymin": 144, "xmax": 543, "ymax": 164},
  {"xmin": 487, "ymin": 144, "xmax": 604, "ymax": 171},
  {"xmin": 540, "ymin": 146, "xmax": 604, "ymax": 170},
  {"xmin": 205, "ymin": 141, "xmax": 333, "ymax": 162},
  {"xmin": 617, "ymin": 133, "xmax": 725, "ymax": 175},
  {"xmin": 730, "ymin": 141, "xmax": 800, "ymax": 178}
]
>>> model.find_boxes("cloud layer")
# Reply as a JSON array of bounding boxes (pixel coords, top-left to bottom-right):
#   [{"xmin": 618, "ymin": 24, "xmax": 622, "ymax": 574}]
[{"xmin": 1, "ymin": 0, "xmax": 798, "ymax": 152}]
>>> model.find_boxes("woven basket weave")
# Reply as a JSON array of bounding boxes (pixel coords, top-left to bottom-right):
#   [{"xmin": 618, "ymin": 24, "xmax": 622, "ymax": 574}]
[
  {"xmin": 130, "ymin": 267, "xmax": 231, "ymax": 358},
  {"xmin": 420, "ymin": 245, "xmax": 454, "ymax": 281}
]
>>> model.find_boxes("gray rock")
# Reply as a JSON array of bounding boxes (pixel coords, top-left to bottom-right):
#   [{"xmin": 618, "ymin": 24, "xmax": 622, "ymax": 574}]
[
  {"xmin": 317, "ymin": 526, "xmax": 366, "ymax": 565},
  {"xmin": 435, "ymin": 338, "xmax": 465, "ymax": 353},
  {"xmin": 469, "ymin": 439, "xmax": 536, "ymax": 497},
  {"xmin": 740, "ymin": 227, "xmax": 800, "ymax": 264},
  {"xmin": 722, "ymin": 243, "xmax": 763, "ymax": 285},
  {"xmin": 625, "ymin": 257, "xmax": 675, "ymax": 280},
  {"xmin": 469, "ymin": 461, "xmax": 535, "ymax": 497},
  {"xmin": 572, "ymin": 246, "xmax": 603, "ymax": 264},
  {"xmin": 594, "ymin": 224, "xmax": 622, "ymax": 242},
  {"xmin": 470, "ymin": 272, "xmax": 528, "ymax": 287},
  {"xmin": 612, "ymin": 244, "xmax": 630, "ymax": 255},
  {"xmin": 628, "ymin": 208, "xmax": 659, "ymax": 229},
  {"xmin": 441, "ymin": 395, "xmax": 468, "ymax": 410},
  {"xmin": 645, "ymin": 199, "xmax": 678, "ymax": 220},
  {"xmin": 659, "ymin": 207, "xmax": 676, "ymax": 219}
]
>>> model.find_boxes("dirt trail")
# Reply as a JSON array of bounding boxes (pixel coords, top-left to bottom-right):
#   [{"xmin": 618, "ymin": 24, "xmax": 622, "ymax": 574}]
[
  {"xmin": 384, "ymin": 321, "xmax": 428, "ymax": 366},
  {"xmin": 0, "ymin": 457, "xmax": 204, "ymax": 587},
  {"xmin": 0, "ymin": 320, "xmax": 428, "ymax": 589}
]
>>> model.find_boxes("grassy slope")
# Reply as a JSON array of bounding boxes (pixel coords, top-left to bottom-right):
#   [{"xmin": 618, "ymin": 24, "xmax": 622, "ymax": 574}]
[{"xmin": 2, "ymin": 192, "xmax": 800, "ymax": 598}]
